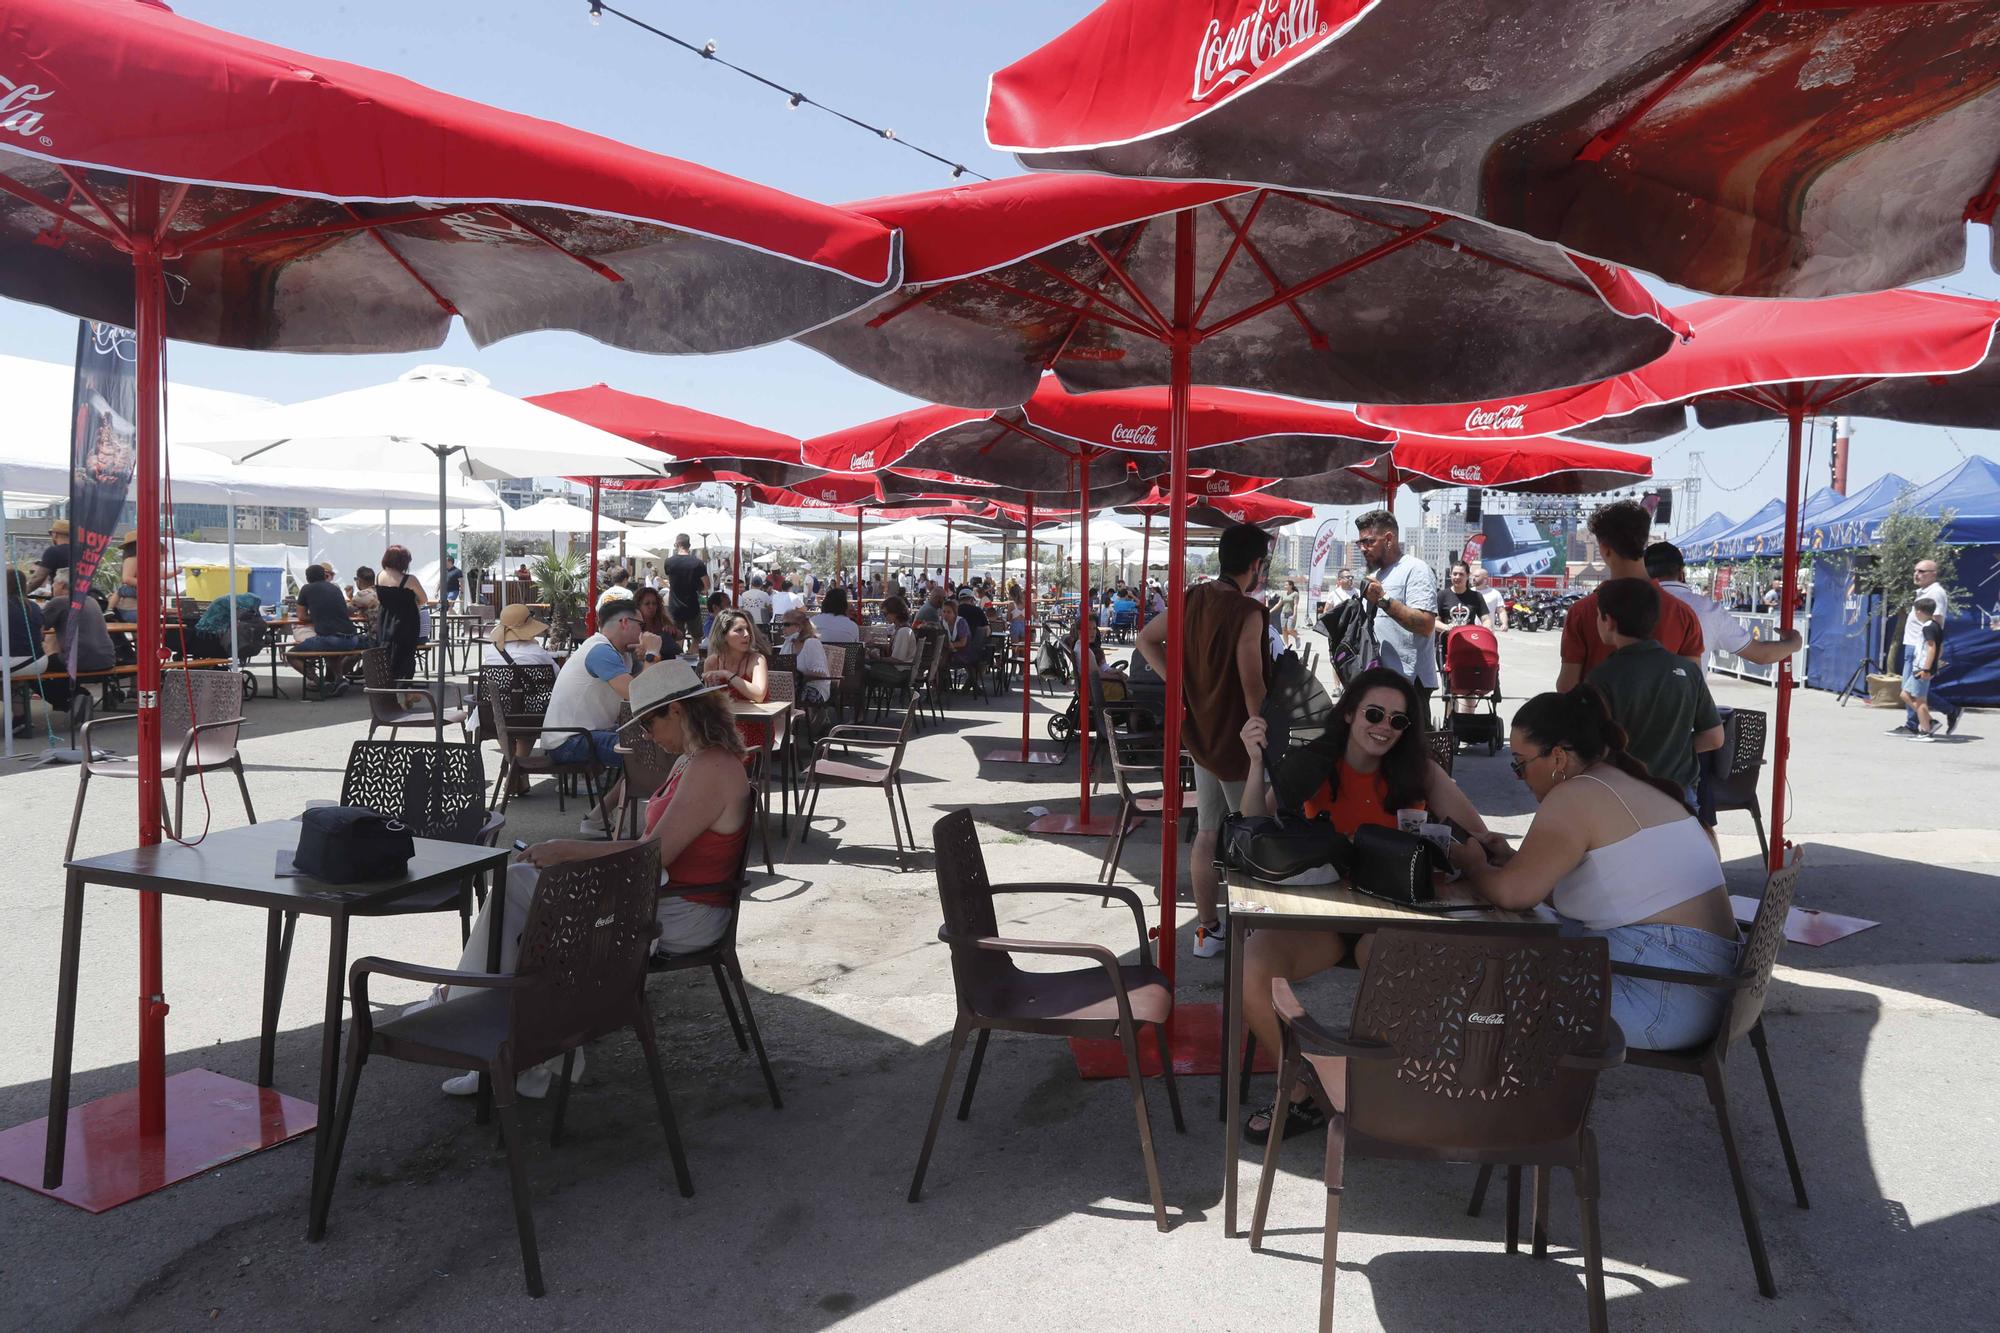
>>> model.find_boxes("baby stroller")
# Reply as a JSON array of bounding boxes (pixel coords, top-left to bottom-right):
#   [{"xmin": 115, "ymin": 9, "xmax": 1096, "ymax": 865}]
[{"xmin": 1439, "ymin": 623, "xmax": 1503, "ymax": 755}]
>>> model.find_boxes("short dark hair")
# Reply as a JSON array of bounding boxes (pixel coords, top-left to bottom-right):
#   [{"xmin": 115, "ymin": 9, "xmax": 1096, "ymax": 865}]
[
  {"xmin": 1353, "ymin": 509, "xmax": 1397, "ymax": 535},
  {"xmin": 707, "ymin": 590, "xmax": 730, "ymax": 611},
  {"xmin": 1596, "ymin": 577, "xmax": 1661, "ymax": 639},
  {"xmin": 354, "ymin": 566, "xmax": 375, "ymax": 587},
  {"xmin": 304, "ymin": 563, "xmax": 326, "ymax": 583},
  {"xmin": 674, "ymin": 532, "xmax": 691, "ymax": 550},
  {"xmin": 1589, "ymin": 501, "xmax": 1653, "ymax": 562},
  {"xmin": 882, "ymin": 596, "xmax": 909, "ymax": 622},
  {"xmin": 1217, "ymin": 522, "xmax": 1272, "ymax": 577},
  {"xmin": 821, "ymin": 584, "xmax": 850, "ymax": 615},
  {"xmin": 1914, "ymin": 597, "xmax": 1937, "ymax": 615},
  {"xmin": 1642, "ymin": 541, "xmax": 1685, "ymax": 581},
  {"xmin": 380, "ymin": 544, "xmax": 412, "ymax": 573},
  {"xmin": 1337, "ymin": 568, "xmax": 1352, "ymax": 578}
]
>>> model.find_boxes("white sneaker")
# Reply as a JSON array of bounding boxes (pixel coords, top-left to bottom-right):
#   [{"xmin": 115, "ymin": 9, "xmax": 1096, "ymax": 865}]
[
  {"xmin": 1192, "ymin": 918, "xmax": 1228, "ymax": 959},
  {"xmin": 578, "ymin": 812, "xmax": 611, "ymax": 837},
  {"xmin": 439, "ymin": 1050, "xmax": 583, "ymax": 1100},
  {"xmin": 1884, "ymin": 723, "xmax": 1917, "ymax": 736}
]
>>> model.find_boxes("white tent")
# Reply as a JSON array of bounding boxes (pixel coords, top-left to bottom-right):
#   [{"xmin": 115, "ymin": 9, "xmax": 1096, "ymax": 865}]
[
  {"xmin": 499, "ymin": 496, "xmax": 631, "ymax": 536},
  {"xmin": 736, "ymin": 513, "xmax": 816, "ymax": 546},
  {"xmin": 641, "ymin": 497, "xmax": 677, "ymax": 525},
  {"xmin": 658, "ymin": 505, "xmax": 737, "ymax": 548},
  {"xmin": 602, "ymin": 543, "xmax": 662, "ymax": 562},
  {"xmin": 1038, "ymin": 521, "xmax": 1148, "ymax": 553}
]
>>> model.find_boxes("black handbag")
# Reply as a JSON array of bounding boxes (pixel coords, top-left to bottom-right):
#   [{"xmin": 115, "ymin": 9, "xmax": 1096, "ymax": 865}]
[
  {"xmin": 1221, "ymin": 810, "xmax": 1351, "ymax": 884},
  {"xmin": 1349, "ymin": 824, "xmax": 1435, "ymax": 906},
  {"xmin": 291, "ymin": 805, "xmax": 416, "ymax": 884}
]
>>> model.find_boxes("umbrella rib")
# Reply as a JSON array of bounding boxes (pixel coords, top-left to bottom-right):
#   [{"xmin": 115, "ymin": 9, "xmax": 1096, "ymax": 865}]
[
  {"xmin": 55, "ymin": 166, "xmax": 132, "ymax": 247},
  {"xmin": 164, "ymin": 195, "xmax": 294, "ymax": 254},
  {"xmin": 1040, "ymin": 224, "xmax": 1149, "ymax": 369},
  {"xmin": 970, "ymin": 274, "xmax": 1160, "ymax": 342},
  {"xmin": 1199, "ymin": 216, "xmax": 1446, "ymax": 342},
  {"xmin": 1209, "ymin": 196, "xmax": 1329, "ymax": 349},
  {"xmin": 1084, "ymin": 227, "xmax": 1171, "ymax": 336},
  {"xmin": 864, "ymin": 280, "xmax": 960, "ymax": 328},
  {"xmin": 1282, "ymin": 193, "xmax": 1595, "ymax": 298},
  {"xmin": 0, "ymin": 169, "xmax": 129, "ymax": 248},
  {"xmin": 1191, "ymin": 191, "xmax": 1266, "ymax": 326},
  {"xmin": 1024, "ymin": 255, "xmax": 1157, "ymax": 334},
  {"xmin": 482, "ymin": 204, "xmax": 625, "ymax": 283},
  {"xmin": 347, "ymin": 206, "xmax": 461, "ymax": 316},
  {"xmin": 179, "ymin": 206, "xmax": 446, "ymax": 253},
  {"xmin": 1577, "ymin": 0, "xmax": 1776, "ymax": 163},
  {"xmin": 991, "ymin": 415, "xmax": 1084, "ymax": 462}
]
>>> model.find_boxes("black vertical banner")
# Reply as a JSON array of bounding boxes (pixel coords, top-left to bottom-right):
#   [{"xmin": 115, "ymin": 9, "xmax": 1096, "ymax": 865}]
[{"xmin": 67, "ymin": 320, "xmax": 140, "ymax": 674}]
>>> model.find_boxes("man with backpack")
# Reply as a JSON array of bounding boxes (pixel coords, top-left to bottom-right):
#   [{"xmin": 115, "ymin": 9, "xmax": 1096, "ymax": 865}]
[{"xmin": 1135, "ymin": 523, "xmax": 1272, "ymax": 960}]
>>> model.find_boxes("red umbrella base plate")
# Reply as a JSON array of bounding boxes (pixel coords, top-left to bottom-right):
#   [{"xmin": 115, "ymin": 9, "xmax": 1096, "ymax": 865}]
[
  {"xmin": 0, "ymin": 1069, "xmax": 316, "ymax": 1213},
  {"xmin": 1069, "ymin": 1002, "xmax": 1276, "ymax": 1078}
]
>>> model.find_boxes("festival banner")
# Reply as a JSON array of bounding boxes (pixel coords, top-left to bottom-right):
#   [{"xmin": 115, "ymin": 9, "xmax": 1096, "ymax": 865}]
[
  {"xmin": 1307, "ymin": 515, "xmax": 1342, "ymax": 606},
  {"xmin": 66, "ymin": 320, "xmax": 140, "ymax": 674}
]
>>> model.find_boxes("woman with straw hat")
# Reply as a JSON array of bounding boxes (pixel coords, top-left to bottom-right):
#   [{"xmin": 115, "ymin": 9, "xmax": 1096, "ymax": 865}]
[
  {"xmin": 482, "ymin": 602, "xmax": 556, "ymax": 669},
  {"xmin": 416, "ymin": 660, "xmax": 751, "ymax": 1098}
]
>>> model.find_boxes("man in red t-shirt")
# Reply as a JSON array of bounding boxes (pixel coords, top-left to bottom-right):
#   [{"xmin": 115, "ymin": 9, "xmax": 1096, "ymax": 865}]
[{"xmin": 1558, "ymin": 500, "xmax": 1703, "ymax": 689}]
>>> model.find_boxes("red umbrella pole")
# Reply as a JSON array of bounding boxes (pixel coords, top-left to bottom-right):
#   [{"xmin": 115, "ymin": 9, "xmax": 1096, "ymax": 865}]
[
  {"xmin": 854, "ymin": 507, "xmax": 865, "ymax": 625},
  {"xmin": 1022, "ymin": 497, "xmax": 1036, "ymax": 759},
  {"xmin": 1137, "ymin": 511, "xmax": 1153, "ymax": 628},
  {"xmin": 1077, "ymin": 458, "xmax": 1093, "ymax": 822},
  {"xmin": 133, "ymin": 181, "xmax": 168, "ymax": 1135},
  {"xmin": 732, "ymin": 484, "xmax": 744, "ymax": 605},
  {"xmin": 1769, "ymin": 398, "xmax": 1805, "ymax": 871},
  {"xmin": 586, "ymin": 480, "xmax": 601, "ymax": 634},
  {"xmin": 944, "ymin": 519, "xmax": 954, "ymax": 590},
  {"xmin": 1159, "ymin": 209, "xmax": 1195, "ymax": 984}
]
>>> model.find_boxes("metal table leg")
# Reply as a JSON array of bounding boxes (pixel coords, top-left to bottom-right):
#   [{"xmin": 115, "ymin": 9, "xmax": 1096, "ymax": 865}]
[
  {"xmin": 1223, "ymin": 917, "xmax": 1245, "ymax": 1238},
  {"xmin": 41, "ymin": 870, "xmax": 87, "ymax": 1188}
]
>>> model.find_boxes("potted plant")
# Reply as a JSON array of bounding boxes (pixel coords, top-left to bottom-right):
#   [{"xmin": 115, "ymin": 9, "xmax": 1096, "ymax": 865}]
[{"xmin": 531, "ymin": 547, "xmax": 585, "ymax": 647}]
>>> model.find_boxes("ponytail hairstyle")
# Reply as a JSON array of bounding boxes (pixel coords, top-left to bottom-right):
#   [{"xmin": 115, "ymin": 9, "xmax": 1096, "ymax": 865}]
[{"xmin": 1511, "ymin": 685, "xmax": 1691, "ymax": 809}]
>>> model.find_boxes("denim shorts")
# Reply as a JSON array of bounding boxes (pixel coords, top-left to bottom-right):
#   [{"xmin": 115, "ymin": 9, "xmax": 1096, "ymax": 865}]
[
  {"xmin": 550, "ymin": 729, "xmax": 625, "ymax": 769},
  {"xmin": 1901, "ymin": 663, "xmax": 1931, "ymax": 701},
  {"xmin": 1559, "ymin": 916, "xmax": 1741, "ymax": 1051}
]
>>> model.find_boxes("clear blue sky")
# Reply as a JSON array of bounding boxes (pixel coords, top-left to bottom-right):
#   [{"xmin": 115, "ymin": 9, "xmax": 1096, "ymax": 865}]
[{"xmin": 1, "ymin": 0, "xmax": 1994, "ymax": 531}]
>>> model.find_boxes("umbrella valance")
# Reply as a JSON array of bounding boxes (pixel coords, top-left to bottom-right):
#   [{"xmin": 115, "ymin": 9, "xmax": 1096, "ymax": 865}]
[{"xmin": 1334, "ymin": 435, "xmax": 1654, "ymax": 498}]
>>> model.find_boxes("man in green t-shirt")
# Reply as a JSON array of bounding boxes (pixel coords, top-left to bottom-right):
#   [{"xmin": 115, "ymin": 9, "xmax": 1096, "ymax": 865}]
[{"xmin": 1586, "ymin": 578, "xmax": 1724, "ymax": 799}]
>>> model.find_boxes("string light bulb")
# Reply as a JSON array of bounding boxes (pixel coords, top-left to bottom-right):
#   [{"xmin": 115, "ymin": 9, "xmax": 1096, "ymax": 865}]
[
  {"xmin": 588, "ymin": 0, "xmax": 602, "ymax": 26},
  {"xmin": 702, "ymin": 39, "xmax": 717, "ymax": 58},
  {"xmin": 787, "ymin": 92, "xmax": 804, "ymax": 109}
]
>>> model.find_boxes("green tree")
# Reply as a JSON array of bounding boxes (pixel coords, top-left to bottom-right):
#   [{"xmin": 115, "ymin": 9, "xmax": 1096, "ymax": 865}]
[
  {"xmin": 458, "ymin": 530, "xmax": 501, "ymax": 603},
  {"xmin": 531, "ymin": 546, "xmax": 585, "ymax": 644},
  {"xmin": 1858, "ymin": 498, "xmax": 1957, "ymax": 611},
  {"xmin": 1037, "ymin": 548, "xmax": 1076, "ymax": 594}
]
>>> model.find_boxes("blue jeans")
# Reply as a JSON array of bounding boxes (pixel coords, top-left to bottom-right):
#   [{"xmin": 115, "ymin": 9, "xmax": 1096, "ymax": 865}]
[
  {"xmin": 551, "ymin": 730, "xmax": 624, "ymax": 768},
  {"xmin": 1561, "ymin": 916, "xmax": 1741, "ymax": 1051}
]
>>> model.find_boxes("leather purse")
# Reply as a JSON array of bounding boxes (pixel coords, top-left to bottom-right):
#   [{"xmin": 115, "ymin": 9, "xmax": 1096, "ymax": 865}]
[
  {"xmin": 1349, "ymin": 824, "xmax": 1435, "ymax": 905},
  {"xmin": 292, "ymin": 806, "xmax": 416, "ymax": 884},
  {"xmin": 1221, "ymin": 810, "xmax": 1352, "ymax": 885}
]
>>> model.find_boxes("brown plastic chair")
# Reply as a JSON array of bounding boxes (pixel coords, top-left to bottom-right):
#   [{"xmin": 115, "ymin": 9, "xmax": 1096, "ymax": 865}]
[
  {"xmin": 788, "ymin": 704, "xmax": 919, "ymax": 871},
  {"xmin": 646, "ymin": 782, "xmax": 782, "ymax": 1109},
  {"xmin": 614, "ymin": 722, "xmax": 681, "ymax": 840},
  {"xmin": 1474, "ymin": 854, "xmax": 1810, "ymax": 1299},
  {"xmin": 1702, "ymin": 708, "xmax": 1769, "ymax": 863},
  {"xmin": 473, "ymin": 660, "xmax": 556, "ymax": 747},
  {"xmin": 910, "ymin": 810, "xmax": 1184, "ymax": 1229},
  {"xmin": 1098, "ymin": 706, "xmax": 1196, "ymax": 886},
  {"xmin": 68, "ymin": 669, "xmax": 254, "ymax": 859},
  {"xmin": 309, "ymin": 841, "xmax": 689, "ymax": 1298},
  {"xmin": 762, "ymin": 665, "xmax": 800, "ymax": 833},
  {"xmin": 341, "ymin": 739, "xmax": 505, "ymax": 940},
  {"xmin": 484, "ymin": 674, "xmax": 605, "ymax": 815},
  {"xmin": 362, "ymin": 646, "xmax": 470, "ymax": 741},
  {"xmin": 1426, "ymin": 721, "xmax": 1456, "ymax": 777},
  {"xmin": 1253, "ymin": 928, "xmax": 1625, "ymax": 1333}
]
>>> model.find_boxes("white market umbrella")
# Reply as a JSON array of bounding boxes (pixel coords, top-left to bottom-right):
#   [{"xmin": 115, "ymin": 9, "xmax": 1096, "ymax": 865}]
[
  {"xmin": 190, "ymin": 365, "xmax": 666, "ymax": 717},
  {"xmin": 865, "ymin": 516, "xmax": 955, "ymax": 550},
  {"xmin": 735, "ymin": 513, "xmax": 816, "ymax": 546},
  {"xmin": 660, "ymin": 505, "xmax": 737, "ymax": 548},
  {"xmin": 603, "ymin": 543, "xmax": 662, "ymax": 562},
  {"xmin": 499, "ymin": 496, "xmax": 632, "ymax": 536}
]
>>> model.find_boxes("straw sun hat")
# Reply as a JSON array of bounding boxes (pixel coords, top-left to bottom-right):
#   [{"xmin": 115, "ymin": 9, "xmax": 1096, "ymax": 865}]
[
  {"xmin": 489, "ymin": 602, "xmax": 549, "ymax": 648},
  {"xmin": 622, "ymin": 659, "xmax": 726, "ymax": 731}
]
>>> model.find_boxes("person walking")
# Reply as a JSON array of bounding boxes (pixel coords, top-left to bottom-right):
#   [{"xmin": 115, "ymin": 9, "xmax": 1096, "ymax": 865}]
[
  {"xmin": 663, "ymin": 533, "xmax": 709, "ymax": 643},
  {"xmin": 1353, "ymin": 510, "xmax": 1440, "ymax": 707},
  {"xmin": 1898, "ymin": 597, "xmax": 1948, "ymax": 740},
  {"xmin": 1893, "ymin": 558, "xmax": 1960, "ymax": 735},
  {"xmin": 1135, "ymin": 522, "xmax": 1272, "ymax": 960},
  {"xmin": 1557, "ymin": 501, "xmax": 1703, "ymax": 691}
]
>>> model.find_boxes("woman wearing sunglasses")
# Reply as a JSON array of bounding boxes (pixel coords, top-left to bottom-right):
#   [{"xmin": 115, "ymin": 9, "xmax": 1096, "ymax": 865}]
[
  {"xmin": 1233, "ymin": 666, "xmax": 1505, "ymax": 1143},
  {"xmin": 1450, "ymin": 685, "xmax": 1738, "ymax": 1050}
]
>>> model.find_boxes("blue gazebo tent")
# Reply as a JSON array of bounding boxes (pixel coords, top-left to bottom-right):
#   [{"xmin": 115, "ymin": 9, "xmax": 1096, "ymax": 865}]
[
  {"xmin": 1715, "ymin": 487, "xmax": 1844, "ymax": 558},
  {"xmin": 1804, "ymin": 472, "xmax": 1911, "ymax": 552},
  {"xmin": 1692, "ymin": 499, "xmax": 1786, "ymax": 560},
  {"xmin": 1672, "ymin": 510, "xmax": 1736, "ymax": 550}
]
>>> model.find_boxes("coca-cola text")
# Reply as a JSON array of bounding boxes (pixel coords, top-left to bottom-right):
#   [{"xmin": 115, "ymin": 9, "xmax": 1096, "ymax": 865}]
[
  {"xmin": 1108, "ymin": 422, "xmax": 1158, "ymax": 447},
  {"xmin": 1192, "ymin": 1, "xmax": 1325, "ymax": 103},
  {"xmin": 1462, "ymin": 404, "xmax": 1527, "ymax": 432},
  {"xmin": 0, "ymin": 75, "xmax": 53, "ymax": 140}
]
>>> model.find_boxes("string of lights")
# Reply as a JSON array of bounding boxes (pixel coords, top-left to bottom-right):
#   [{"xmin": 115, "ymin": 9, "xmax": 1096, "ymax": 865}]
[
  {"xmin": 1699, "ymin": 426, "xmax": 1787, "ymax": 492},
  {"xmin": 583, "ymin": 1, "xmax": 991, "ymax": 182}
]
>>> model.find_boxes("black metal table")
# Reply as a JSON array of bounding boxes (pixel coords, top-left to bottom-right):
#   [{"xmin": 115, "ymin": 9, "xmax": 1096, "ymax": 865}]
[{"xmin": 44, "ymin": 820, "xmax": 508, "ymax": 1210}]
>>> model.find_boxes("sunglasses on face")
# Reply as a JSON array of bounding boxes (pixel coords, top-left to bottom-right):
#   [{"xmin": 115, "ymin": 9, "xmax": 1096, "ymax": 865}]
[
  {"xmin": 1509, "ymin": 747, "xmax": 1552, "ymax": 777},
  {"xmin": 1358, "ymin": 704, "xmax": 1411, "ymax": 731}
]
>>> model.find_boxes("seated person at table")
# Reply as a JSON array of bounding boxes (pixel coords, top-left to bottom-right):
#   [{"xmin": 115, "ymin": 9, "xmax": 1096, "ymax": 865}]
[
  {"xmin": 38, "ymin": 570, "xmax": 118, "ymax": 711},
  {"xmin": 108, "ymin": 530, "xmax": 142, "ymax": 623},
  {"xmin": 702, "ymin": 589, "xmax": 732, "ymax": 641},
  {"xmin": 285, "ymin": 562, "xmax": 366, "ymax": 677},
  {"xmin": 7, "ymin": 569, "xmax": 44, "ymax": 736},
  {"xmin": 1111, "ymin": 587, "xmax": 1138, "ymax": 624},
  {"xmin": 1008, "ymin": 593, "xmax": 1027, "ymax": 643},
  {"xmin": 865, "ymin": 597, "xmax": 920, "ymax": 688},
  {"xmin": 545, "ymin": 600, "xmax": 658, "ymax": 838},
  {"xmin": 632, "ymin": 585, "xmax": 682, "ymax": 658},
  {"xmin": 421, "ymin": 661, "xmax": 751, "ymax": 1098},
  {"xmin": 739, "ymin": 573, "xmax": 774, "ymax": 627},
  {"xmin": 1233, "ymin": 666, "xmax": 1506, "ymax": 1144},
  {"xmin": 349, "ymin": 565, "xmax": 381, "ymax": 638},
  {"xmin": 779, "ymin": 606, "xmax": 833, "ymax": 703},
  {"xmin": 913, "ymin": 589, "xmax": 945, "ymax": 627},
  {"xmin": 1449, "ymin": 686, "xmax": 1739, "ymax": 1051},
  {"xmin": 704, "ymin": 607, "xmax": 771, "ymax": 749},
  {"xmin": 938, "ymin": 597, "xmax": 975, "ymax": 669},
  {"xmin": 25, "ymin": 518, "xmax": 69, "ymax": 595},
  {"xmin": 1585, "ymin": 578, "xmax": 1724, "ymax": 810},
  {"xmin": 812, "ymin": 585, "xmax": 862, "ymax": 643},
  {"xmin": 481, "ymin": 603, "xmax": 557, "ymax": 669}
]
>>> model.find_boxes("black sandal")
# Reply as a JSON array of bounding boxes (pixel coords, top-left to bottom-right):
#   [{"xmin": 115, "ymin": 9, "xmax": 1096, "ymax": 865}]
[{"xmin": 1243, "ymin": 1091, "xmax": 1329, "ymax": 1146}]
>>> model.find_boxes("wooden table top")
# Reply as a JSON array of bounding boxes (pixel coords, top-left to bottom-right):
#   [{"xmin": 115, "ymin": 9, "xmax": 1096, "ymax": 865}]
[
  {"xmin": 726, "ymin": 698, "xmax": 794, "ymax": 719},
  {"xmin": 1228, "ymin": 868, "xmax": 1538, "ymax": 928}
]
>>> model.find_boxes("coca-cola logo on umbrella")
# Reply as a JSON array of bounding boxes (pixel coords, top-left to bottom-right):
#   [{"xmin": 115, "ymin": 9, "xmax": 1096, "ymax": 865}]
[
  {"xmin": 1204, "ymin": 477, "xmax": 1233, "ymax": 494},
  {"xmin": 1109, "ymin": 422, "xmax": 1158, "ymax": 446},
  {"xmin": 0, "ymin": 74, "xmax": 54, "ymax": 145},
  {"xmin": 1193, "ymin": 1, "xmax": 1328, "ymax": 102},
  {"xmin": 849, "ymin": 449, "xmax": 876, "ymax": 470},
  {"xmin": 1448, "ymin": 463, "xmax": 1484, "ymax": 481},
  {"xmin": 1463, "ymin": 404, "xmax": 1527, "ymax": 432}
]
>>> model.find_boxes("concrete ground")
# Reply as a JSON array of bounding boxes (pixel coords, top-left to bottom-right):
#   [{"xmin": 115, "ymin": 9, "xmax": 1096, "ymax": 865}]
[{"xmin": 0, "ymin": 627, "xmax": 1995, "ymax": 1331}]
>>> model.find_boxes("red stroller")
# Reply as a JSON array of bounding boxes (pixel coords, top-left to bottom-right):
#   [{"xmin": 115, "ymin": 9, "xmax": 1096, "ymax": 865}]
[{"xmin": 1439, "ymin": 624, "xmax": 1503, "ymax": 754}]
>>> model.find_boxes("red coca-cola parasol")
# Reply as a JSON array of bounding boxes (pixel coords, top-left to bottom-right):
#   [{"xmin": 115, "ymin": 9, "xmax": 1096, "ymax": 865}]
[
  {"xmin": 987, "ymin": 0, "xmax": 2000, "ymax": 299},
  {"xmin": 0, "ymin": 0, "xmax": 901, "ymax": 1211},
  {"xmin": 1364, "ymin": 290, "xmax": 2000, "ymax": 880},
  {"xmin": 1334, "ymin": 434, "xmax": 1655, "ymax": 498},
  {"xmin": 1120, "ymin": 484, "xmax": 1314, "ymax": 529}
]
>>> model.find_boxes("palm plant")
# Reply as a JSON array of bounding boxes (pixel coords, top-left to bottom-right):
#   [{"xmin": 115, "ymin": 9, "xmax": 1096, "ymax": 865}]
[{"xmin": 531, "ymin": 546, "xmax": 586, "ymax": 644}]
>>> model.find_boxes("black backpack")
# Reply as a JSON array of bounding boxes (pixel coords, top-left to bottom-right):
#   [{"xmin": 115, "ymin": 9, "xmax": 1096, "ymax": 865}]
[{"xmin": 1317, "ymin": 598, "xmax": 1379, "ymax": 686}]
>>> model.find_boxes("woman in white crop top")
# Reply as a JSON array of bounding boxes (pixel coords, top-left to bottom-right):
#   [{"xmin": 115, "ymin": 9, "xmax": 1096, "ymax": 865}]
[{"xmin": 1450, "ymin": 686, "xmax": 1741, "ymax": 1050}]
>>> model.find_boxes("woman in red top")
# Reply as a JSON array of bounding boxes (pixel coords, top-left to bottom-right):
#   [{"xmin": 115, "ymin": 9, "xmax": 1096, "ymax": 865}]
[
  {"xmin": 426, "ymin": 661, "xmax": 750, "ymax": 1099},
  {"xmin": 1234, "ymin": 667, "xmax": 1507, "ymax": 1143}
]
